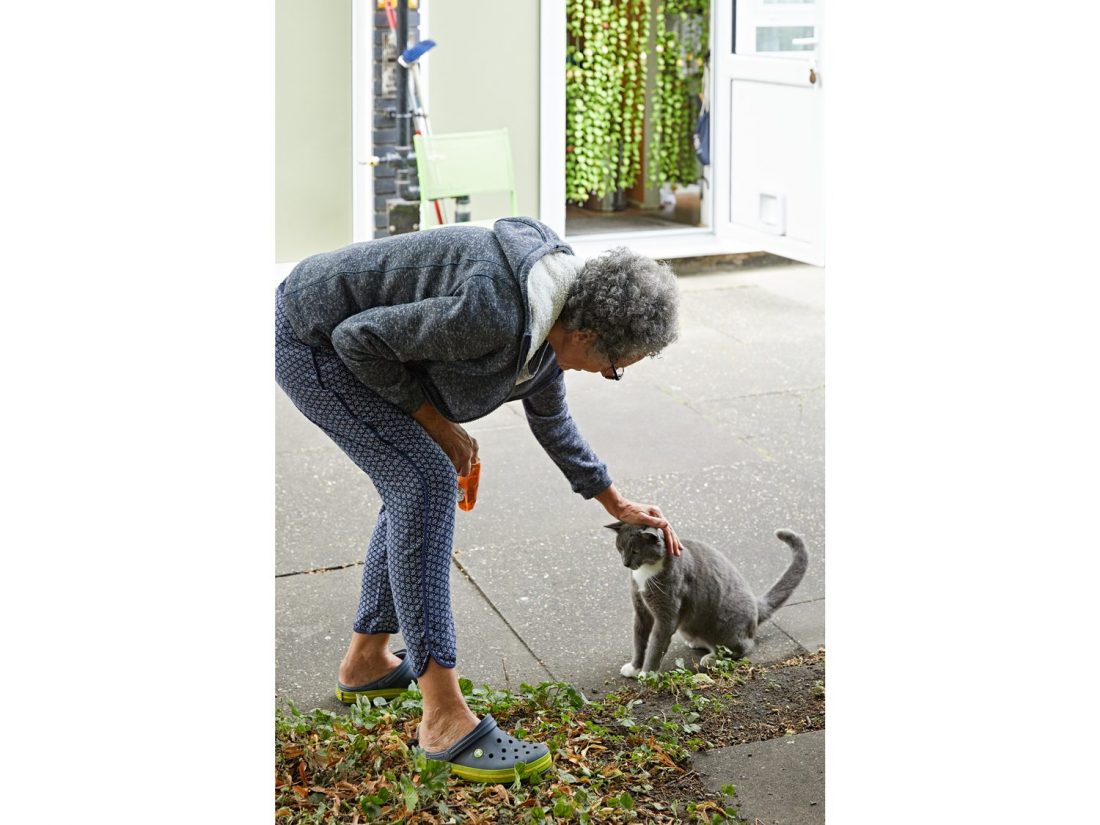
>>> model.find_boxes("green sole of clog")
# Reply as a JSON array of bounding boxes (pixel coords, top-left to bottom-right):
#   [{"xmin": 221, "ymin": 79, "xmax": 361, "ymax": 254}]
[
  {"xmin": 447, "ymin": 751, "xmax": 553, "ymax": 783},
  {"xmin": 335, "ymin": 686, "xmax": 406, "ymax": 704}
]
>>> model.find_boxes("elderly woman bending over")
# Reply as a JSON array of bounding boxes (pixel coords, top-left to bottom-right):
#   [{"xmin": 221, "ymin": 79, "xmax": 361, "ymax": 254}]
[{"xmin": 275, "ymin": 217, "xmax": 680, "ymax": 782}]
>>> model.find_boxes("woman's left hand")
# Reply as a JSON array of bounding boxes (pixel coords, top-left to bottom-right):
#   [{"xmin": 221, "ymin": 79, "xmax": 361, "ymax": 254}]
[{"xmin": 616, "ymin": 501, "xmax": 683, "ymax": 557}]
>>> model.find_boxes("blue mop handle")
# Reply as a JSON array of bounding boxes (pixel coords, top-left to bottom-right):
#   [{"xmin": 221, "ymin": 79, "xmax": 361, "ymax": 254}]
[{"xmin": 398, "ymin": 39, "xmax": 436, "ymax": 68}]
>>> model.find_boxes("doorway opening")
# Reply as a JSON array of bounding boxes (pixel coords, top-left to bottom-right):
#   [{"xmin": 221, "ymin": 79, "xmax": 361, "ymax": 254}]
[{"xmin": 564, "ymin": 0, "xmax": 711, "ymax": 238}]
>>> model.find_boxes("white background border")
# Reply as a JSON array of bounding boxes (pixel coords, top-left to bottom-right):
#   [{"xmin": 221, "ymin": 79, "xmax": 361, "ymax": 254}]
[{"xmin": 4, "ymin": 1, "xmax": 1099, "ymax": 821}]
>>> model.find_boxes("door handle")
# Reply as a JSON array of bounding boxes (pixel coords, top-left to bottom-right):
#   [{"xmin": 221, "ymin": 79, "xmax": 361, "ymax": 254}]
[{"xmin": 809, "ymin": 68, "xmax": 817, "ymax": 84}]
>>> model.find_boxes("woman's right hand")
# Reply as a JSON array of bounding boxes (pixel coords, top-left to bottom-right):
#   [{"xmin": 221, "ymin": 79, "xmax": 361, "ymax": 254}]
[
  {"xmin": 434, "ymin": 420, "xmax": 479, "ymax": 476},
  {"xmin": 412, "ymin": 401, "xmax": 479, "ymax": 475}
]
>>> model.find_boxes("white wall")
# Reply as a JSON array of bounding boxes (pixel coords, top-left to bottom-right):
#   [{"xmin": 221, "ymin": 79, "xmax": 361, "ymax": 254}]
[
  {"xmin": 426, "ymin": 1, "xmax": 541, "ymax": 220},
  {"xmin": 275, "ymin": 0, "xmax": 353, "ymax": 262}
]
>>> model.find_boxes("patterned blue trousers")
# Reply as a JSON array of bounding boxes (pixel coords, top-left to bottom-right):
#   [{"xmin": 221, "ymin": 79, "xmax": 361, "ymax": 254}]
[{"xmin": 275, "ymin": 286, "xmax": 458, "ymax": 677}]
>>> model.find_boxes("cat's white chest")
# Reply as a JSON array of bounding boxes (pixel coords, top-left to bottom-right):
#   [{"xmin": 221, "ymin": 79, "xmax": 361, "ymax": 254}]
[{"xmin": 632, "ymin": 557, "xmax": 666, "ymax": 590}]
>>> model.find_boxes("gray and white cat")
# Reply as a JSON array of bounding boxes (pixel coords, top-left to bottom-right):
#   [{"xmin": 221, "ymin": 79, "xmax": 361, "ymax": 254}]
[{"xmin": 607, "ymin": 523, "xmax": 809, "ymax": 677}]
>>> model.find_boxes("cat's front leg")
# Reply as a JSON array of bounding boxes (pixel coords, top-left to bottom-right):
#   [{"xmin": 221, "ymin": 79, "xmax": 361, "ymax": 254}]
[
  {"xmin": 622, "ymin": 596, "xmax": 654, "ymax": 678},
  {"xmin": 640, "ymin": 620, "xmax": 677, "ymax": 675}
]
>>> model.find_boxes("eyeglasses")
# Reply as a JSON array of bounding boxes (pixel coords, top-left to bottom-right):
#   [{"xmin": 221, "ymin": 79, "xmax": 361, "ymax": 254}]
[{"xmin": 606, "ymin": 354, "xmax": 624, "ymax": 381}]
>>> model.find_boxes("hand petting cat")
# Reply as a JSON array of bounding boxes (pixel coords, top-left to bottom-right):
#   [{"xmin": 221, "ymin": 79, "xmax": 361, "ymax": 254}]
[{"xmin": 595, "ymin": 483, "xmax": 682, "ymax": 556}]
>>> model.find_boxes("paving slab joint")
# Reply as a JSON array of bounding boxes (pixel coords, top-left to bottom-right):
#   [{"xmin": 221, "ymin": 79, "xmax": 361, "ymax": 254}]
[
  {"xmin": 451, "ymin": 557, "xmax": 558, "ymax": 683},
  {"xmin": 276, "ymin": 561, "xmax": 364, "ymax": 579}
]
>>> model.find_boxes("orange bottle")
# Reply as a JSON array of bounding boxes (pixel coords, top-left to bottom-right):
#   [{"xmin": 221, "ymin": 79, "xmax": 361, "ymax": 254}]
[{"xmin": 457, "ymin": 460, "xmax": 481, "ymax": 511}]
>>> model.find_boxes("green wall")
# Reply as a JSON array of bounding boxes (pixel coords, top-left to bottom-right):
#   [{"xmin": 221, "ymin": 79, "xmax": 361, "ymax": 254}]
[
  {"xmin": 275, "ymin": 0, "xmax": 352, "ymax": 263},
  {"xmin": 426, "ymin": 1, "xmax": 541, "ymax": 221}
]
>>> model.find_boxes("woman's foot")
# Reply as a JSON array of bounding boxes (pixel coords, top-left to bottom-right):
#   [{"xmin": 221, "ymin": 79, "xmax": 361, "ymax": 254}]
[
  {"xmin": 338, "ymin": 646, "xmax": 403, "ymax": 688},
  {"xmin": 414, "ymin": 658, "xmax": 479, "ymax": 752},
  {"xmin": 417, "ymin": 708, "xmax": 480, "ymax": 753}
]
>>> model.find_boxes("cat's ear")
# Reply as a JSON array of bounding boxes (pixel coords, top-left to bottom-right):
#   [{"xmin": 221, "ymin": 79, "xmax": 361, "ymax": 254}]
[
  {"xmin": 605, "ymin": 521, "xmax": 627, "ymax": 532},
  {"xmin": 642, "ymin": 526, "xmax": 663, "ymax": 541}
]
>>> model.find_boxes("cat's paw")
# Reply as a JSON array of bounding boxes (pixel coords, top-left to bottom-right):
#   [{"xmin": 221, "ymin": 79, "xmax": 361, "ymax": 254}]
[{"xmin": 620, "ymin": 662, "xmax": 640, "ymax": 678}]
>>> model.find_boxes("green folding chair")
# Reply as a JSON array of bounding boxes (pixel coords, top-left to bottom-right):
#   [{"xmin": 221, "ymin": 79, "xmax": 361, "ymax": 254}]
[{"xmin": 413, "ymin": 129, "xmax": 518, "ymax": 230}]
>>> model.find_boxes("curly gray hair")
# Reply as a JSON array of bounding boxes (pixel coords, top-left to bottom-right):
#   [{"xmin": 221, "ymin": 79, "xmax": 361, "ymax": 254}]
[{"xmin": 559, "ymin": 247, "xmax": 680, "ymax": 359}]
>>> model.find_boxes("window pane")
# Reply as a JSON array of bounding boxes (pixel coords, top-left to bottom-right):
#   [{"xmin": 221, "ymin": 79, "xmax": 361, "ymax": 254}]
[{"xmin": 756, "ymin": 25, "xmax": 815, "ymax": 52}]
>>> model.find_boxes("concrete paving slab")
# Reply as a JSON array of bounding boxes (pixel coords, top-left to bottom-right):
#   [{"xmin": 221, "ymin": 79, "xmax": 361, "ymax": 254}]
[
  {"xmin": 634, "ymin": 328, "xmax": 823, "ymax": 404},
  {"xmin": 742, "ymin": 432, "xmax": 824, "ymax": 483},
  {"xmin": 625, "ymin": 324, "xmax": 811, "ymax": 404},
  {"xmin": 450, "ymin": 416, "xmax": 601, "ymax": 551},
  {"xmin": 276, "ymin": 443, "xmax": 382, "ymax": 575},
  {"xmin": 697, "ymin": 393, "xmax": 824, "ymax": 482},
  {"xmin": 455, "ymin": 525, "xmax": 656, "ymax": 691},
  {"xmin": 695, "ymin": 389, "xmax": 823, "ymax": 440},
  {"xmin": 678, "ymin": 264, "xmax": 824, "ymax": 313},
  {"xmin": 681, "ymin": 285, "xmax": 825, "ymax": 345},
  {"xmin": 770, "ymin": 599, "xmax": 825, "ymax": 655},
  {"xmin": 276, "ymin": 388, "xmax": 327, "ymax": 452},
  {"xmin": 747, "ymin": 266, "xmax": 826, "ymax": 311},
  {"xmin": 693, "ymin": 730, "xmax": 825, "ymax": 825},
  {"xmin": 721, "ymin": 426, "xmax": 827, "ymax": 484},
  {"xmin": 562, "ymin": 371, "xmax": 763, "ymax": 480},
  {"xmin": 750, "ymin": 337, "xmax": 825, "ymax": 394},
  {"xmin": 461, "ymin": 401, "xmax": 526, "ymax": 434},
  {"xmin": 276, "ymin": 563, "xmax": 552, "ymax": 712}
]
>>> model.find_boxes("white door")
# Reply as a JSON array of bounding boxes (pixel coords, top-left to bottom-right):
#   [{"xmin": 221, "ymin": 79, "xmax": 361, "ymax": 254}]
[{"xmin": 713, "ymin": 0, "xmax": 825, "ymax": 265}]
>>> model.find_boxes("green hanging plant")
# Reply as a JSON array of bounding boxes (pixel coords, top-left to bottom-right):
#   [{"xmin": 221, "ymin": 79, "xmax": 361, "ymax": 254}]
[
  {"xmin": 565, "ymin": 0, "xmax": 649, "ymax": 205},
  {"xmin": 649, "ymin": 0, "xmax": 709, "ymax": 188},
  {"xmin": 565, "ymin": 0, "xmax": 708, "ymax": 204}
]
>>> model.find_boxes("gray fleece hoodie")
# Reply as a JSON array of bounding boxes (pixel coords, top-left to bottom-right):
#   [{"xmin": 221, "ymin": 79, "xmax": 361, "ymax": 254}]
[{"xmin": 280, "ymin": 217, "xmax": 612, "ymax": 499}]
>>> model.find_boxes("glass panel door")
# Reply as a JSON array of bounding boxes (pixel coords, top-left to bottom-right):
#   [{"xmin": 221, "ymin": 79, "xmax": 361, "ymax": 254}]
[{"xmin": 735, "ymin": 0, "xmax": 818, "ymax": 58}]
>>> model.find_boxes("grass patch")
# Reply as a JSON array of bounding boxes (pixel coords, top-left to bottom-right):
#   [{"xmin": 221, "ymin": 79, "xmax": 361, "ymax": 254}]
[{"xmin": 275, "ymin": 649, "xmax": 824, "ymax": 824}]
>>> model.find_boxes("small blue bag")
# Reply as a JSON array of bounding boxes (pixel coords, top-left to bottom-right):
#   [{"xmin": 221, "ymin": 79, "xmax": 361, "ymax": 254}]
[{"xmin": 694, "ymin": 106, "xmax": 710, "ymax": 166}]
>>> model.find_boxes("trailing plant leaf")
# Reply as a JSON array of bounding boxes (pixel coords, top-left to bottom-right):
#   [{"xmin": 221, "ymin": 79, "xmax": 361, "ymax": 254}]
[
  {"xmin": 650, "ymin": 0, "xmax": 709, "ymax": 188},
  {"xmin": 565, "ymin": 0, "xmax": 650, "ymax": 204}
]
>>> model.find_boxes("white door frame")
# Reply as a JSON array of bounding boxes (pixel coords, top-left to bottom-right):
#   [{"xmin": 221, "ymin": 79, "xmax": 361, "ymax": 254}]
[
  {"xmin": 538, "ymin": 1, "xmax": 568, "ymax": 238},
  {"xmin": 352, "ymin": 0, "xmax": 374, "ymax": 243}
]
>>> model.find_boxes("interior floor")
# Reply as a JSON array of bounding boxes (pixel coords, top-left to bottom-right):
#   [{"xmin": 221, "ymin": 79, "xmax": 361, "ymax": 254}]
[{"xmin": 566, "ymin": 189, "xmax": 703, "ymax": 236}]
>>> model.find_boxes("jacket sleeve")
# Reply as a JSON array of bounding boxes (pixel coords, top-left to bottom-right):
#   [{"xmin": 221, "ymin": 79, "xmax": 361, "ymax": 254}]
[
  {"xmin": 330, "ymin": 278, "xmax": 508, "ymax": 414},
  {"xmin": 522, "ymin": 369, "xmax": 612, "ymax": 499}
]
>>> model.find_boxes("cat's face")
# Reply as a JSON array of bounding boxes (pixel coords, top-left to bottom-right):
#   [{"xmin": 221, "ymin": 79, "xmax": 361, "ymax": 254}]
[{"xmin": 606, "ymin": 522, "xmax": 666, "ymax": 569}]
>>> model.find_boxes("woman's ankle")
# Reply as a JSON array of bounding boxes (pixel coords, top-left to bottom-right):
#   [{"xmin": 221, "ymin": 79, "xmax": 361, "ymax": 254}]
[
  {"xmin": 338, "ymin": 643, "xmax": 401, "ymax": 686},
  {"xmin": 418, "ymin": 707, "xmax": 479, "ymax": 752}
]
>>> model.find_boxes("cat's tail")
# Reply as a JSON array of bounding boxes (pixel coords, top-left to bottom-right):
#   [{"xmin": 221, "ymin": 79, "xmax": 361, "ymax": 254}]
[{"xmin": 756, "ymin": 529, "xmax": 809, "ymax": 624}]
